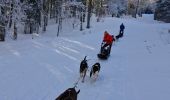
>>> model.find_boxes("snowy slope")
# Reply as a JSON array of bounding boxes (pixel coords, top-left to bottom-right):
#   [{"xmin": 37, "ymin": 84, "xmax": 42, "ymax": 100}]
[{"xmin": 0, "ymin": 15, "xmax": 170, "ymax": 100}]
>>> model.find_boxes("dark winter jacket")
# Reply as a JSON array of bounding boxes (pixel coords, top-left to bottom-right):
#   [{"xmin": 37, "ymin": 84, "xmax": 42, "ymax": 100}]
[{"xmin": 120, "ymin": 24, "xmax": 125, "ymax": 31}]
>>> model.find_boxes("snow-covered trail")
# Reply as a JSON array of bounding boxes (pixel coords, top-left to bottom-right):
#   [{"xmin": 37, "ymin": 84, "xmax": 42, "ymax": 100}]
[
  {"xmin": 111, "ymin": 17, "xmax": 170, "ymax": 100},
  {"xmin": 0, "ymin": 37, "xmax": 97, "ymax": 100},
  {"xmin": 0, "ymin": 15, "xmax": 170, "ymax": 100}
]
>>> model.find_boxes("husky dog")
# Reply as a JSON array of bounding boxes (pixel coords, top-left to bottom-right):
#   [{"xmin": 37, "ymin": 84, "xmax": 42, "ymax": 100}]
[
  {"xmin": 90, "ymin": 62, "xmax": 101, "ymax": 81},
  {"xmin": 79, "ymin": 56, "xmax": 88, "ymax": 82},
  {"xmin": 56, "ymin": 87, "xmax": 80, "ymax": 100}
]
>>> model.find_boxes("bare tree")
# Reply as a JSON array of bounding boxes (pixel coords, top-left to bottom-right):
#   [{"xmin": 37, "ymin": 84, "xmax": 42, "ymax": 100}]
[
  {"xmin": 42, "ymin": 0, "xmax": 49, "ymax": 32},
  {"xmin": 86, "ymin": 0, "xmax": 92, "ymax": 29},
  {"xmin": 80, "ymin": 7, "xmax": 84, "ymax": 31},
  {"xmin": 9, "ymin": 0, "xmax": 13, "ymax": 28},
  {"xmin": 57, "ymin": 0, "xmax": 62, "ymax": 37},
  {"xmin": 134, "ymin": 0, "xmax": 140, "ymax": 18}
]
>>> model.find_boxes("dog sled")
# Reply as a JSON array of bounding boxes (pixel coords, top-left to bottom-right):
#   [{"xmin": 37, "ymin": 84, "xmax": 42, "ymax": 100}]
[
  {"xmin": 97, "ymin": 42, "xmax": 111, "ymax": 60},
  {"xmin": 98, "ymin": 31, "xmax": 115, "ymax": 59}
]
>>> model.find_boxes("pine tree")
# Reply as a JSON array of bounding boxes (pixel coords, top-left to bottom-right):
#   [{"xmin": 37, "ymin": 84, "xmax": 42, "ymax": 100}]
[
  {"xmin": 154, "ymin": 0, "xmax": 170, "ymax": 23},
  {"xmin": 22, "ymin": 0, "xmax": 41, "ymax": 34}
]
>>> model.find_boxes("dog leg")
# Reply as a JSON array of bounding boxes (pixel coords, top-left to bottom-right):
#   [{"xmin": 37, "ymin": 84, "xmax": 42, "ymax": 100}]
[
  {"xmin": 93, "ymin": 71, "xmax": 99, "ymax": 81},
  {"xmin": 82, "ymin": 69, "xmax": 87, "ymax": 83},
  {"xmin": 90, "ymin": 71, "xmax": 92, "ymax": 78},
  {"xmin": 80, "ymin": 72, "xmax": 83, "ymax": 78}
]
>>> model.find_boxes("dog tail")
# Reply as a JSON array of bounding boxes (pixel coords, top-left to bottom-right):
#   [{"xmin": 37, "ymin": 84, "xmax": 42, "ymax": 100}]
[{"xmin": 83, "ymin": 56, "xmax": 87, "ymax": 61}]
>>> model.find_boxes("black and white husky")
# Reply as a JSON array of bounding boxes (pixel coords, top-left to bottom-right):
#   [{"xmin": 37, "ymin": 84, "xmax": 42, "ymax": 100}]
[
  {"xmin": 90, "ymin": 62, "xmax": 101, "ymax": 81},
  {"xmin": 79, "ymin": 56, "xmax": 88, "ymax": 82}
]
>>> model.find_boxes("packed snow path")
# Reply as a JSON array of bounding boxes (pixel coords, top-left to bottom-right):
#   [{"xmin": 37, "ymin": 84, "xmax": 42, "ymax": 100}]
[{"xmin": 0, "ymin": 15, "xmax": 170, "ymax": 100}]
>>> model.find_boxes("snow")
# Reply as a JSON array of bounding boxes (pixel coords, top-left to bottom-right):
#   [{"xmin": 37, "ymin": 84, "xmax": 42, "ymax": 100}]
[{"xmin": 0, "ymin": 14, "xmax": 170, "ymax": 100}]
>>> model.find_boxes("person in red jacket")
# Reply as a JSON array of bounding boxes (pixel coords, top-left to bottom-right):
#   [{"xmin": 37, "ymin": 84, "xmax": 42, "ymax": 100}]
[{"xmin": 101, "ymin": 31, "xmax": 115, "ymax": 54}]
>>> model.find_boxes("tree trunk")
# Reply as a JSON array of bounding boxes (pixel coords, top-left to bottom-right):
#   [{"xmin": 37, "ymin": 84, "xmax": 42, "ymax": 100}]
[
  {"xmin": 43, "ymin": 15, "xmax": 47, "ymax": 31},
  {"xmin": 9, "ymin": 3, "xmax": 13, "ymax": 28},
  {"xmin": 57, "ymin": 0, "xmax": 62, "ymax": 36},
  {"xmin": 134, "ymin": 0, "xmax": 140, "ymax": 18},
  {"xmin": 13, "ymin": 22, "xmax": 17, "ymax": 40},
  {"xmin": 55, "ymin": 0, "xmax": 60, "ymax": 23},
  {"xmin": 50, "ymin": 0, "xmax": 53, "ymax": 19},
  {"xmin": 29, "ymin": 19, "xmax": 33, "ymax": 34},
  {"xmin": 80, "ymin": 8, "xmax": 83, "ymax": 31},
  {"xmin": 86, "ymin": 0, "xmax": 92, "ymax": 29}
]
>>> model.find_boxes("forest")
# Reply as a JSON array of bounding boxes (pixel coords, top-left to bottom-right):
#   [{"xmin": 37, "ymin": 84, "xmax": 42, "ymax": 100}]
[{"xmin": 0, "ymin": 0, "xmax": 169, "ymax": 41}]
